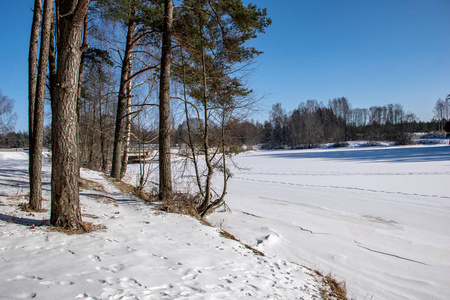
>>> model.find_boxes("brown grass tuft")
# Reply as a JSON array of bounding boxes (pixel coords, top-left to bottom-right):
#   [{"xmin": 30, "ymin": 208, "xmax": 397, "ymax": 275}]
[
  {"xmin": 102, "ymin": 174, "xmax": 154, "ymax": 203},
  {"xmin": 7, "ymin": 194, "xmax": 29, "ymax": 201},
  {"xmin": 82, "ymin": 213, "xmax": 100, "ymax": 219},
  {"xmin": 158, "ymin": 193, "xmax": 201, "ymax": 219},
  {"xmin": 48, "ymin": 221, "xmax": 106, "ymax": 235},
  {"xmin": 219, "ymin": 229, "xmax": 265, "ymax": 257},
  {"xmin": 133, "ymin": 188, "xmax": 153, "ymax": 202},
  {"xmin": 90, "ymin": 195, "xmax": 119, "ymax": 207},
  {"xmin": 79, "ymin": 178, "xmax": 106, "ymax": 192},
  {"xmin": 317, "ymin": 272, "xmax": 349, "ymax": 300},
  {"xmin": 18, "ymin": 202, "xmax": 48, "ymax": 213}
]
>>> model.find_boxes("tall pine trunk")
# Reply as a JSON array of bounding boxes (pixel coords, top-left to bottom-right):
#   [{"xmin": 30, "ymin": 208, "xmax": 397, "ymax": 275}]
[
  {"xmin": 120, "ymin": 66, "xmax": 133, "ymax": 179},
  {"xmin": 29, "ymin": 0, "xmax": 52, "ymax": 211},
  {"xmin": 28, "ymin": 0, "xmax": 41, "ymax": 147},
  {"xmin": 77, "ymin": 15, "xmax": 88, "ymax": 176},
  {"xmin": 158, "ymin": 0, "xmax": 173, "ymax": 201},
  {"xmin": 111, "ymin": 21, "xmax": 134, "ymax": 180},
  {"xmin": 51, "ymin": 0, "xmax": 90, "ymax": 229},
  {"xmin": 28, "ymin": 0, "xmax": 41, "ymax": 209}
]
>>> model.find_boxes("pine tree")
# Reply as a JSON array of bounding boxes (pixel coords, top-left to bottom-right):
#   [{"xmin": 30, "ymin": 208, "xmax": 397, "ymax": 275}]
[{"xmin": 50, "ymin": 0, "xmax": 90, "ymax": 230}]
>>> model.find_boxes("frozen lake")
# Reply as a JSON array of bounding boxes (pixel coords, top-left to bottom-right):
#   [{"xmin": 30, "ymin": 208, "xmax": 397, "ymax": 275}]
[{"xmin": 209, "ymin": 145, "xmax": 450, "ymax": 299}]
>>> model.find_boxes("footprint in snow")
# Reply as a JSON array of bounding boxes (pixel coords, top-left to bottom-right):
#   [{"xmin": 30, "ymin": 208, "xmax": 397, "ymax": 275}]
[
  {"xmin": 12, "ymin": 292, "xmax": 37, "ymax": 299},
  {"xmin": 89, "ymin": 255, "xmax": 101, "ymax": 262},
  {"xmin": 120, "ymin": 277, "xmax": 144, "ymax": 288},
  {"xmin": 95, "ymin": 263, "xmax": 125, "ymax": 273},
  {"xmin": 7, "ymin": 274, "xmax": 43, "ymax": 282}
]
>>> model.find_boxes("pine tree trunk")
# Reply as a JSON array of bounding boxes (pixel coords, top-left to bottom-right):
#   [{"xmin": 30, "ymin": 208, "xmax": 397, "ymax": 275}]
[
  {"xmin": 28, "ymin": 0, "xmax": 41, "ymax": 144},
  {"xmin": 77, "ymin": 16, "xmax": 88, "ymax": 176},
  {"xmin": 111, "ymin": 21, "xmax": 134, "ymax": 180},
  {"xmin": 50, "ymin": 0, "xmax": 90, "ymax": 230},
  {"xmin": 120, "ymin": 67, "xmax": 133, "ymax": 180},
  {"xmin": 158, "ymin": 0, "xmax": 173, "ymax": 201},
  {"xmin": 28, "ymin": 0, "xmax": 41, "ymax": 210},
  {"xmin": 29, "ymin": 0, "xmax": 52, "ymax": 211},
  {"xmin": 100, "ymin": 97, "xmax": 108, "ymax": 171}
]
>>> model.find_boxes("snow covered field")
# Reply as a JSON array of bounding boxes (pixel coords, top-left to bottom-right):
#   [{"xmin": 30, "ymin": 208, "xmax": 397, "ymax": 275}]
[
  {"xmin": 207, "ymin": 145, "xmax": 450, "ymax": 299},
  {"xmin": 1, "ymin": 144, "xmax": 449, "ymax": 299}
]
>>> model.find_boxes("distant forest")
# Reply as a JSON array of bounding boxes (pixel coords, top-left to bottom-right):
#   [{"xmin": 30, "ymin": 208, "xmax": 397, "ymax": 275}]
[
  {"xmin": 1, "ymin": 97, "xmax": 448, "ymax": 150},
  {"xmin": 259, "ymin": 97, "xmax": 450, "ymax": 149}
]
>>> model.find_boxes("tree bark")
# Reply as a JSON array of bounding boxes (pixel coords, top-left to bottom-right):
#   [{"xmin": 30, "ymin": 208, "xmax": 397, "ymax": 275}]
[
  {"xmin": 77, "ymin": 15, "xmax": 88, "ymax": 176},
  {"xmin": 120, "ymin": 66, "xmax": 133, "ymax": 179},
  {"xmin": 111, "ymin": 21, "xmax": 134, "ymax": 180},
  {"xmin": 51, "ymin": 0, "xmax": 90, "ymax": 230},
  {"xmin": 29, "ymin": 0, "xmax": 52, "ymax": 211},
  {"xmin": 158, "ymin": 0, "xmax": 173, "ymax": 201},
  {"xmin": 28, "ymin": 0, "xmax": 41, "ymax": 143},
  {"xmin": 28, "ymin": 0, "xmax": 42, "ymax": 210}
]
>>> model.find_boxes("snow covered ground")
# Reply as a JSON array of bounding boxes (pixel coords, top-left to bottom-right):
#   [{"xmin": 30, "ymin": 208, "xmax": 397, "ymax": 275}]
[
  {"xmin": 1, "ymin": 144, "xmax": 449, "ymax": 299},
  {"xmin": 206, "ymin": 145, "xmax": 450, "ymax": 300},
  {"xmin": 0, "ymin": 152, "xmax": 326, "ymax": 299}
]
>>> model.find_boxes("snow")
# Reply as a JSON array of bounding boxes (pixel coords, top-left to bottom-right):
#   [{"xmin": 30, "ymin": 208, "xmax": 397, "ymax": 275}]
[
  {"xmin": 207, "ymin": 145, "xmax": 450, "ymax": 300},
  {"xmin": 0, "ymin": 152, "xmax": 324, "ymax": 299},
  {"xmin": 1, "ymin": 144, "xmax": 449, "ymax": 299}
]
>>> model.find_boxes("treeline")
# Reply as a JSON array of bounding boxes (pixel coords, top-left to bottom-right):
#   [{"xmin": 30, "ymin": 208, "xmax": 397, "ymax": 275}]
[
  {"xmin": 0, "ymin": 132, "xmax": 30, "ymax": 149},
  {"xmin": 262, "ymin": 98, "xmax": 442, "ymax": 149}
]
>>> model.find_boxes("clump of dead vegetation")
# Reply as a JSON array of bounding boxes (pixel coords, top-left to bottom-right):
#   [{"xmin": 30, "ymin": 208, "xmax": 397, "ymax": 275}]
[
  {"xmin": 158, "ymin": 192, "xmax": 201, "ymax": 218},
  {"xmin": 218, "ymin": 228, "xmax": 265, "ymax": 257},
  {"xmin": 18, "ymin": 202, "xmax": 48, "ymax": 213},
  {"xmin": 101, "ymin": 174, "xmax": 154, "ymax": 203},
  {"xmin": 82, "ymin": 213, "xmax": 99, "ymax": 219},
  {"xmin": 48, "ymin": 221, "xmax": 106, "ymax": 235},
  {"xmin": 314, "ymin": 270, "xmax": 350, "ymax": 300},
  {"xmin": 79, "ymin": 177, "xmax": 106, "ymax": 192}
]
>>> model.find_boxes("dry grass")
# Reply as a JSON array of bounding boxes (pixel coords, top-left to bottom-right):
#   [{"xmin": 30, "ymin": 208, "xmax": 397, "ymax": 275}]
[
  {"xmin": 82, "ymin": 213, "xmax": 100, "ymax": 219},
  {"xmin": 90, "ymin": 195, "xmax": 119, "ymax": 207},
  {"xmin": 218, "ymin": 229, "xmax": 265, "ymax": 257},
  {"xmin": 79, "ymin": 178, "xmax": 106, "ymax": 192},
  {"xmin": 7, "ymin": 194, "xmax": 29, "ymax": 201},
  {"xmin": 133, "ymin": 188, "xmax": 153, "ymax": 202},
  {"xmin": 102, "ymin": 174, "xmax": 154, "ymax": 203},
  {"xmin": 313, "ymin": 270, "xmax": 349, "ymax": 300},
  {"xmin": 18, "ymin": 202, "xmax": 48, "ymax": 213},
  {"xmin": 48, "ymin": 221, "xmax": 106, "ymax": 235},
  {"xmin": 158, "ymin": 193, "xmax": 201, "ymax": 218}
]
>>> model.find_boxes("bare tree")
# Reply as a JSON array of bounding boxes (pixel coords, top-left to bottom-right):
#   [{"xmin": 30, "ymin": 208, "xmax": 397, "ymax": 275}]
[
  {"xmin": 434, "ymin": 98, "xmax": 446, "ymax": 132},
  {"xmin": 0, "ymin": 91, "xmax": 17, "ymax": 136}
]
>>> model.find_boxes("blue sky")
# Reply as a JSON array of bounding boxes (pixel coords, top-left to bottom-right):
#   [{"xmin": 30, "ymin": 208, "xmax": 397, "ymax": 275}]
[{"xmin": 1, "ymin": 0, "xmax": 449, "ymax": 132}]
